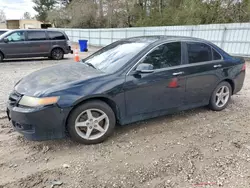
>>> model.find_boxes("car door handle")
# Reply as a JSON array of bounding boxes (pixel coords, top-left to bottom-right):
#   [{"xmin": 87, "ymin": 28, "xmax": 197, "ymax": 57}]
[
  {"xmin": 172, "ymin": 72, "xmax": 184, "ymax": 76},
  {"xmin": 214, "ymin": 64, "xmax": 222, "ymax": 68}
]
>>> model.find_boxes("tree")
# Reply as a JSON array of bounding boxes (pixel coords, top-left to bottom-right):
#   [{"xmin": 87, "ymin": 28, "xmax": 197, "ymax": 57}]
[
  {"xmin": 48, "ymin": 0, "xmax": 250, "ymax": 28},
  {"xmin": 0, "ymin": 9, "xmax": 6, "ymax": 23},
  {"xmin": 33, "ymin": 0, "xmax": 57, "ymax": 22},
  {"xmin": 58, "ymin": 0, "xmax": 73, "ymax": 6},
  {"xmin": 23, "ymin": 12, "xmax": 32, "ymax": 19},
  {"xmin": 47, "ymin": 8, "xmax": 70, "ymax": 27}
]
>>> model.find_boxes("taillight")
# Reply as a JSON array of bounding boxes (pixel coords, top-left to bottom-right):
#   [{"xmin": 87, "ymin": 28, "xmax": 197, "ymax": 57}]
[
  {"xmin": 242, "ymin": 63, "xmax": 246, "ymax": 71},
  {"xmin": 67, "ymin": 40, "xmax": 71, "ymax": 46}
]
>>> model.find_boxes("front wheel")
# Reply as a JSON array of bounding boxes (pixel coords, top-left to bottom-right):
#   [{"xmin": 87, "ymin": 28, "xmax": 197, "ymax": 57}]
[
  {"xmin": 51, "ymin": 48, "xmax": 64, "ymax": 60},
  {"xmin": 209, "ymin": 81, "xmax": 232, "ymax": 111},
  {"xmin": 0, "ymin": 53, "xmax": 4, "ymax": 62},
  {"xmin": 67, "ymin": 100, "xmax": 116, "ymax": 144}
]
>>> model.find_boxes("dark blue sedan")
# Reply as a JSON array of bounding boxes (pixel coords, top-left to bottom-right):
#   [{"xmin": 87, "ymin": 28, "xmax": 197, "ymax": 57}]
[{"xmin": 7, "ymin": 36, "xmax": 246, "ymax": 144}]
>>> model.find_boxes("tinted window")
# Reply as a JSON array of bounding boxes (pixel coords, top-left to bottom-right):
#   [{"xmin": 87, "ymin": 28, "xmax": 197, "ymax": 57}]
[
  {"xmin": 140, "ymin": 42, "xmax": 181, "ymax": 69},
  {"xmin": 84, "ymin": 41, "xmax": 148, "ymax": 73},
  {"xmin": 187, "ymin": 42, "xmax": 212, "ymax": 63},
  {"xmin": 213, "ymin": 48, "xmax": 222, "ymax": 60},
  {"xmin": 6, "ymin": 31, "xmax": 25, "ymax": 42},
  {"xmin": 27, "ymin": 31, "xmax": 47, "ymax": 41},
  {"xmin": 48, "ymin": 31, "xmax": 66, "ymax": 40}
]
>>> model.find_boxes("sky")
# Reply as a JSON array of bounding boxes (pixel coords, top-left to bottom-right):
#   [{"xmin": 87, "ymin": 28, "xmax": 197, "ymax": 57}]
[{"xmin": 0, "ymin": 0, "xmax": 36, "ymax": 19}]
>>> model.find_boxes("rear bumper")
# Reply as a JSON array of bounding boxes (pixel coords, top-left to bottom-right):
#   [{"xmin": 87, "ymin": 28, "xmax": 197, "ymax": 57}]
[
  {"xmin": 65, "ymin": 46, "xmax": 73, "ymax": 54},
  {"xmin": 7, "ymin": 105, "xmax": 70, "ymax": 141},
  {"xmin": 233, "ymin": 71, "xmax": 245, "ymax": 94}
]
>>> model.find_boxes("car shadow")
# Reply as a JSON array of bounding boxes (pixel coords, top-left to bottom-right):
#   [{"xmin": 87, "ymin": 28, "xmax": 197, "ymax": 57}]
[
  {"xmin": 23, "ymin": 107, "xmax": 209, "ymax": 150},
  {"xmin": 113, "ymin": 107, "xmax": 208, "ymax": 137}
]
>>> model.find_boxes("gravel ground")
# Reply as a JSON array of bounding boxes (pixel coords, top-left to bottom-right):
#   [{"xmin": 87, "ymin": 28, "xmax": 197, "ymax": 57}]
[{"xmin": 0, "ymin": 53, "xmax": 250, "ymax": 188}]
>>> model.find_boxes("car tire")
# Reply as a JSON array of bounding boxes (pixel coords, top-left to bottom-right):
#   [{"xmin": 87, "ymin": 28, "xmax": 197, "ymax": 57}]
[
  {"xmin": 0, "ymin": 53, "xmax": 4, "ymax": 62},
  {"xmin": 51, "ymin": 48, "xmax": 64, "ymax": 60},
  {"xmin": 67, "ymin": 100, "xmax": 116, "ymax": 144},
  {"xmin": 209, "ymin": 81, "xmax": 232, "ymax": 111}
]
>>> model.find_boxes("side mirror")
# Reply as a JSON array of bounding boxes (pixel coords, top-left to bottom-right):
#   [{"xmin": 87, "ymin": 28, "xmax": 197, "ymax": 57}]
[
  {"xmin": 135, "ymin": 63, "xmax": 154, "ymax": 73},
  {"xmin": 3, "ymin": 38, "xmax": 8, "ymax": 43}
]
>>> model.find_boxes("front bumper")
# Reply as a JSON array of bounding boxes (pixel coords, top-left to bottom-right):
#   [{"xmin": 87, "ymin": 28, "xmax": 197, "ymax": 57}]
[{"xmin": 7, "ymin": 104, "xmax": 70, "ymax": 141}]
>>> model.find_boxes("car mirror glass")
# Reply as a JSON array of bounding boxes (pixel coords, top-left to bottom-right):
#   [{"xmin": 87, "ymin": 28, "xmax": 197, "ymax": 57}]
[{"xmin": 135, "ymin": 63, "xmax": 154, "ymax": 74}]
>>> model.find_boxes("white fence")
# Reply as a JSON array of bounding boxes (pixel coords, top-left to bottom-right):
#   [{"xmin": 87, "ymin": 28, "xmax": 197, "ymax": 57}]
[{"xmin": 51, "ymin": 22, "xmax": 250, "ymax": 57}]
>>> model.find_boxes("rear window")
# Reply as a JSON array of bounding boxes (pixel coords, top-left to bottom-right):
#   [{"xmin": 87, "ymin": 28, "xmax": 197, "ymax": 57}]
[
  {"xmin": 27, "ymin": 31, "xmax": 47, "ymax": 41},
  {"xmin": 212, "ymin": 48, "xmax": 222, "ymax": 60},
  {"xmin": 187, "ymin": 42, "xmax": 212, "ymax": 63},
  {"xmin": 48, "ymin": 31, "xmax": 66, "ymax": 40}
]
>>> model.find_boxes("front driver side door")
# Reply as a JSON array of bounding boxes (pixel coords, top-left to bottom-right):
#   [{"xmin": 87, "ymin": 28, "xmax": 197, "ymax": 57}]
[
  {"xmin": 124, "ymin": 42, "xmax": 186, "ymax": 118},
  {"xmin": 1, "ymin": 31, "xmax": 29, "ymax": 58}
]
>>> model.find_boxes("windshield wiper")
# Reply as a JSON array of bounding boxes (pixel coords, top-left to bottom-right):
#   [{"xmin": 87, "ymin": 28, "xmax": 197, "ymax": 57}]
[{"xmin": 82, "ymin": 60, "xmax": 97, "ymax": 69}]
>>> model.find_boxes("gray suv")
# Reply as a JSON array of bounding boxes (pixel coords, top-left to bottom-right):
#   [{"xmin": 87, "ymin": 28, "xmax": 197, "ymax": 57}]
[{"xmin": 0, "ymin": 29, "xmax": 73, "ymax": 62}]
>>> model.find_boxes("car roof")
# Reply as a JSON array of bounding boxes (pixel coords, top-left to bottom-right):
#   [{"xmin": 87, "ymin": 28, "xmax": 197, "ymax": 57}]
[
  {"xmin": 8, "ymin": 29, "xmax": 63, "ymax": 32},
  {"xmin": 0, "ymin": 29, "xmax": 66, "ymax": 39},
  {"xmin": 122, "ymin": 35, "xmax": 208, "ymax": 44}
]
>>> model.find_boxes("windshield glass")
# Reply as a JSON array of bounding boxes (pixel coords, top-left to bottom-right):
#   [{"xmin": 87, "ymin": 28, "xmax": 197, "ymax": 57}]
[
  {"xmin": 0, "ymin": 30, "xmax": 12, "ymax": 39},
  {"xmin": 83, "ymin": 41, "xmax": 149, "ymax": 73},
  {"xmin": 0, "ymin": 31, "xmax": 7, "ymax": 35}
]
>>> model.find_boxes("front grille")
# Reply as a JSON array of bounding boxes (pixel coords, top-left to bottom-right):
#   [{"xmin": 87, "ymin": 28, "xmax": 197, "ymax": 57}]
[{"xmin": 8, "ymin": 91, "xmax": 22, "ymax": 107}]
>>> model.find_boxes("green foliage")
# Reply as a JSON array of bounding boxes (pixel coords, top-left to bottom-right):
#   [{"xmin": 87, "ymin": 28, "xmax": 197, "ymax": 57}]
[
  {"xmin": 33, "ymin": 0, "xmax": 57, "ymax": 21},
  {"xmin": 33, "ymin": 0, "xmax": 250, "ymax": 27}
]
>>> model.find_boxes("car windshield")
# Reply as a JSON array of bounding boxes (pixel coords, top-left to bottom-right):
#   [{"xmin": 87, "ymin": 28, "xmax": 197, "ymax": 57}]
[
  {"xmin": 0, "ymin": 31, "xmax": 7, "ymax": 35},
  {"xmin": 0, "ymin": 30, "xmax": 12, "ymax": 39},
  {"xmin": 83, "ymin": 41, "xmax": 149, "ymax": 73}
]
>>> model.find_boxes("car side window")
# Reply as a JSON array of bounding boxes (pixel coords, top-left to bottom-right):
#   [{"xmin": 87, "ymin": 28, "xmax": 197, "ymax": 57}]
[
  {"xmin": 139, "ymin": 42, "xmax": 182, "ymax": 69},
  {"xmin": 212, "ymin": 48, "xmax": 222, "ymax": 60},
  {"xmin": 27, "ymin": 31, "xmax": 47, "ymax": 41},
  {"xmin": 6, "ymin": 31, "xmax": 25, "ymax": 42},
  {"xmin": 48, "ymin": 31, "xmax": 66, "ymax": 40},
  {"xmin": 187, "ymin": 42, "xmax": 212, "ymax": 63}
]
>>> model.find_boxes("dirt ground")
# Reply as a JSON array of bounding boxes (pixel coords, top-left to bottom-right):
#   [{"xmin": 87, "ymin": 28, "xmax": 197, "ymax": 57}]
[{"xmin": 0, "ymin": 55, "xmax": 250, "ymax": 188}]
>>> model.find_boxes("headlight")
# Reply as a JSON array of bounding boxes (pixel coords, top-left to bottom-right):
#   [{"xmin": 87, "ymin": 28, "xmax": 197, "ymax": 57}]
[{"xmin": 18, "ymin": 96, "xmax": 60, "ymax": 107}]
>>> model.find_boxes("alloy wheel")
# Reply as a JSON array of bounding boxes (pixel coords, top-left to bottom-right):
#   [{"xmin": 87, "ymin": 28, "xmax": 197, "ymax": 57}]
[
  {"xmin": 52, "ymin": 49, "xmax": 63, "ymax": 60},
  {"xmin": 75, "ymin": 109, "xmax": 109, "ymax": 140},
  {"xmin": 215, "ymin": 85, "xmax": 230, "ymax": 108}
]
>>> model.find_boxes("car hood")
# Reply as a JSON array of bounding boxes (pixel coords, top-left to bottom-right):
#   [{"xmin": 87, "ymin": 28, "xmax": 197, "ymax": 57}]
[{"xmin": 15, "ymin": 63, "xmax": 104, "ymax": 97}]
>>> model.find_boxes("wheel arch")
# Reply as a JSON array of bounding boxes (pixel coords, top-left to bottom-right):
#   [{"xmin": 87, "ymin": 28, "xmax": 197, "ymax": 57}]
[
  {"xmin": 209, "ymin": 78, "xmax": 235, "ymax": 103},
  {"xmin": 0, "ymin": 50, "xmax": 4, "ymax": 58},
  {"xmin": 65, "ymin": 96, "xmax": 121, "ymax": 130},
  {"xmin": 222, "ymin": 78, "xmax": 235, "ymax": 94},
  {"xmin": 50, "ymin": 46, "xmax": 65, "ymax": 54}
]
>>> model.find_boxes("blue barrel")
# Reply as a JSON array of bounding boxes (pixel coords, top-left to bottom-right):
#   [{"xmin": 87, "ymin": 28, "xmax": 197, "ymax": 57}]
[{"xmin": 78, "ymin": 40, "xmax": 88, "ymax": 52}]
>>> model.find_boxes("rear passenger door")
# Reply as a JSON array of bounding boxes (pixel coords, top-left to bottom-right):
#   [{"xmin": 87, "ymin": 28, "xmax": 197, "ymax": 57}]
[
  {"xmin": 27, "ymin": 30, "xmax": 51, "ymax": 56},
  {"xmin": 183, "ymin": 42, "xmax": 224, "ymax": 105}
]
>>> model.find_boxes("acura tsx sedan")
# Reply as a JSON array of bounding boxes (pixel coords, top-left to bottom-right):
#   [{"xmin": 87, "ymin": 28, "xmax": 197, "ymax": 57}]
[{"xmin": 7, "ymin": 36, "xmax": 245, "ymax": 144}]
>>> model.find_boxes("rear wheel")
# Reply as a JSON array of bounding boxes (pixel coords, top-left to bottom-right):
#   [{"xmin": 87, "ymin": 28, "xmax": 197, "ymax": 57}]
[
  {"xmin": 67, "ymin": 100, "xmax": 116, "ymax": 144},
  {"xmin": 51, "ymin": 48, "xmax": 64, "ymax": 60},
  {"xmin": 209, "ymin": 81, "xmax": 232, "ymax": 111}
]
